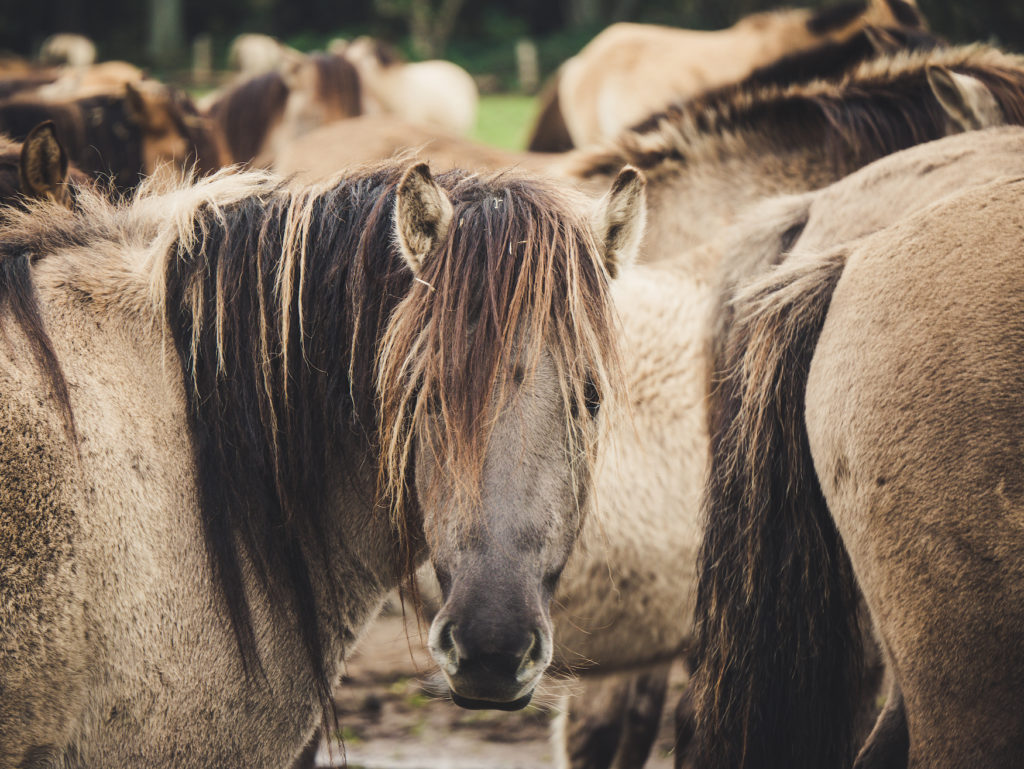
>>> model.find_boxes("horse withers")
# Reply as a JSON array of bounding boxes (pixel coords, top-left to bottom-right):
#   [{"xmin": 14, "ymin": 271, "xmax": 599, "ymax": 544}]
[{"xmin": 0, "ymin": 161, "xmax": 644, "ymax": 767}]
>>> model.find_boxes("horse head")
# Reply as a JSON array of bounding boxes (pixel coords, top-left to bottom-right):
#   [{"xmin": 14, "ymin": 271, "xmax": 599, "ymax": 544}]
[{"xmin": 381, "ymin": 164, "xmax": 647, "ymax": 709}]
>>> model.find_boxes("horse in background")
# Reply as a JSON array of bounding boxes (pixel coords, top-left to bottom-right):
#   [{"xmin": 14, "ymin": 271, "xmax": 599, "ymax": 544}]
[
  {"xmin": 0, "ymin": 122, "xmax": 85, "ymax": 208},
  {"xmin": 0, "ymin": 81, "xmax": 225, "ymax": 191},
  {"xmin": 227, "ymin": 33, "xmax": 304, "ymax": 79},
  {"xmin": 562, "ymin": 44, "xmax": 1024, "ymax": 263},
  {"xmin": 528, "ymin": 0, "xmax": 928, "ymax": 150},
  {"xmin": 273, "ymin": 114, "xmax": 554, "ymax": 180},
  {"xmin": 696, "ymin": 127, "xmax": 1024, "ymax": 769},
  {"xmin": 37, "ymin": 33, "xmax": 96, "ymax": 68},
  {"xmin": 204, "ymin": 52, "xmax": 361, "ymax": 166},
  {"xmin": 341, "ymin": 37, "xmax": 478, "ymax": 136}
]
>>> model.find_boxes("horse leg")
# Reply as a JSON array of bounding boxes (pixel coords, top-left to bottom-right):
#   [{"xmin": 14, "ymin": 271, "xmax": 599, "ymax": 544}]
[
  {"xmin": 555, "ymin": 675, "xmax": 629, "ymax": 769},
  {"xmin": 289, "ymin": 726, "xmax": 322, "ymax": 769},
  {"xmin": 611, "ymin": 664, "xmax": 670, "ymax": 769},
  {"xmin": 672, "ymin": 687, "xmax": 696, "ymax": 769},
  {"xmin": 854, "ymin": 679, "xmax": 908, "ymax": 769}
]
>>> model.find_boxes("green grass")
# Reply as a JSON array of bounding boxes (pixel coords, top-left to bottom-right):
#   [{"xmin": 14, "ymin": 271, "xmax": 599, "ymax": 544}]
[{"xmin": 471, "ymin": 94, "xmax": 538, "ymax": 151}]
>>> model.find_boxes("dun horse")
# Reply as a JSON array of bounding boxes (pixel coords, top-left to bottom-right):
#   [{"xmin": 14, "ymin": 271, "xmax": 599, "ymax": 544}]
[
  {"xmin": 564, "ymin": 44, "xmax": 1024, "ymax": 263},
  {"xmin": 527, "ymin": 0, "xmax": 927, "ymax": 150},
  {"xmin": 695, "ymin": 126, "xmax": 1024, "ymax": 769},
  {"xmin": 341, "ymin": 37, "xmax": 478, "ymax": 136},
  {"xmin": 0, "ymin": 81, "xmax": 224, "ymax": 191},
  {"xmin": 204, "ymin": 53, "xmax": 362, "ymax": 166},
  {"xmin": 0, "ymin": 162, "xmax": 644, "ymax": 767}
]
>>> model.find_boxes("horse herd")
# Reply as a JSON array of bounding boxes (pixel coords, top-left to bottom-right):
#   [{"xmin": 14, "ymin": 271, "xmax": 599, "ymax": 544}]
[{"xmin": 1, "ymin": 0, "xmax": 1023, "ymax": 767}]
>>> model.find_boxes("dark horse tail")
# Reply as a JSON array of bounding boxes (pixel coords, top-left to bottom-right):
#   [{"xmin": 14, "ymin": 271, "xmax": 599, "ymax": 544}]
[
  {"xmin": 526, "ymin": 70, "xmax": 574, "ymax": 152},
  {"xmin": 692, "ymin": 249, "xmax": 863, "ymax": 769}
]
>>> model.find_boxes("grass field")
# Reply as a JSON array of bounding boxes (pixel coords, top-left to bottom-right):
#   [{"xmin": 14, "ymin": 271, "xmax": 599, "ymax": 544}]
[{"xmin": 471, "ymin": 94, "xmax": 538, "ymax": 151}]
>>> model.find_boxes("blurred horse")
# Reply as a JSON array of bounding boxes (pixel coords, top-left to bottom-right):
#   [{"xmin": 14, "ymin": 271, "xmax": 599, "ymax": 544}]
[
  {"xmin": 204, "ymin": 53, "xmax": 362, "ymax": 165},
  {"xmin": 38, "ymin": 33, "xmax": 96, "ymax": 68},
  {"xmin": 342, "ymin": 37, "xmax": 478, "ymax": 136},
  {"xmin": 274, "ymin": 114, "xmax": 552, "ymax": 179},
  {"xmin": 563, "ymin": 44, "xmax": 1024, "ymax": 263},
  {"xmin": 528, "ymin": 0, "xmax": 927, "ymax": 150},
  {"xmin": 0, "ymin": 81, "xmax": 224, "ymax": 191},
  {"xmin": 227, "ymin": 33, "xmax": 304, "ymax": 79}
]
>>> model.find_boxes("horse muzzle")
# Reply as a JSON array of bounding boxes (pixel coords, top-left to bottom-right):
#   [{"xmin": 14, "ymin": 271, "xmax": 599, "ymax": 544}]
[{"xmin": 428, "ymin": 613, "xmax": 552, "ymax": 710}]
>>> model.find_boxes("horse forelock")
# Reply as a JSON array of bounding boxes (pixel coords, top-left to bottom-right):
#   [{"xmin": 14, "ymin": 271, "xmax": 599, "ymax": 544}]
[
  {"xmin": 376, "ymin": 171, "xmax": 621, "ymax": 532},
  {"xmin": 572, "ymin": 44, "xmax": 1024, "ymax": 181}
]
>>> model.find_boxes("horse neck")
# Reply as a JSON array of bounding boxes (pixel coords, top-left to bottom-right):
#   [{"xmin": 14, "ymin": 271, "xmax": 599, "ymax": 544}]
[{"xmin": 637, "ymin": 138, "xmax": 834, "ymax": 264}]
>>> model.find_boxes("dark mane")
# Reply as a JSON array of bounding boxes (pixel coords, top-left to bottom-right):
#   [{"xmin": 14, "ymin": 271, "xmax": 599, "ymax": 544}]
[
  {"xmin": 313, "ymin": 53, "xmax": 362, "ymax": 118},
  {"xmin": 156, "ymin": 164, "xmax": 616, "ymax": 718},
  {"xmin": 574, "ymin": 45, "xmax": 1024, "ymax": 180},
  {"xmin": 206, "ymin": 71, "xmax": 290, "ymax": 163},
  {"xmin": 732, "ymin": 25, "xmax": 941, "ymax": 94},
  {"xmin": 806, "ymin": 0, "xmax": 868, "ymax": 35}
]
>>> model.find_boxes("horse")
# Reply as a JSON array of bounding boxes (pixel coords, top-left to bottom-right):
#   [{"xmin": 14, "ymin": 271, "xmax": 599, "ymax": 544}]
[
  {"xmin": 342, "ymin": 37, "xmax": 478, "ymax": 136},
  {"xmin": 0, "ymin": 160, "xmax": 645, "ymax": 767},
  {"xmin": 694, "ymin": 126, "xmax": 1024, "ymax": 769},
  {"xmin": 273, "ymin": 114, "xmax": 555, "ymax": 181},
  {"xmin": 0, "ymin": 81, "xmax": 224, "ymax": 191},
  {"xmin": 527, "ymin": 0, "xmax": 927, "ymax": 150},
  {"xmin": 34, "ymin": 60, "xmax": 145, "ymax": 101},
  {"xmin": 0, "ymin": 122, "xmax": 84, "ymax": 207},
  {"xmin": 227, "ymin": 33, "xmax": 304, "ymax": 79},
  {"xmin": 546, "ymin": 78, "xmax": 1024, "ymax": 769},
  {"xmin": 204, "ymin": 53, "xmax": 362, "ymax": 166},
  {"xmin": 37, "ymin": 33, "xmax": 96, "ymax": 68},
  {"xmin": 563, "ymin": 44, "xmax": 1024, "ymax": 264}
]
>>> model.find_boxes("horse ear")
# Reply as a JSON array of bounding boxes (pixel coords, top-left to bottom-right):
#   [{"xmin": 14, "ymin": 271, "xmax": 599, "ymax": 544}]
[
  {"xmin": 927, "ymin": 66, "xmax": 1004, "ymax": 131},
  {"xmin": 592, "ymin": 166, "xmax": 646, "ymax": 278},
  {"xmin": 19, "ymin": 121, "xmax": 69, "ymax": 202},
  {"xmin": 394, "ymin": 162, "xmax": 453, "ymax": 275},
  {"xmin": 124, "ymin": 81, "xmax": 152, "ymax": 128}
]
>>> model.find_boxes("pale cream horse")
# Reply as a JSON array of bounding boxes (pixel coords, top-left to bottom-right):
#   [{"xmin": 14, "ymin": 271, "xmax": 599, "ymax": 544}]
[
  {"xmin": 341, "ymin": 37, "xmax": 478, "ymax": 136},
  {"xmin": 696, "ymin": 125, "xmax": 1024, "ymax": 769},
  {"xmin": 532, "ymin": 0, "xmax": 926, "ymax": 148}
]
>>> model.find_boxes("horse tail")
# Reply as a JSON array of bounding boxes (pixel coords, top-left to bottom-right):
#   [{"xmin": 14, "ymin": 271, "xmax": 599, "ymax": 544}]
[
  {"xmin": 526, "ymin": 70, "xmax": 574, "ymax": 152},
  {"xmin": 692, "ymin": 248, "xmax": 864, "ymax": 769}
]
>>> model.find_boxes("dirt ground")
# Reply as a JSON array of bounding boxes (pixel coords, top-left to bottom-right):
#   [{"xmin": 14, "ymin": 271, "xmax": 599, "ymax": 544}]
[{"xmin": 311, "ymin": 608, "xmax": 682, "ymax": 769}]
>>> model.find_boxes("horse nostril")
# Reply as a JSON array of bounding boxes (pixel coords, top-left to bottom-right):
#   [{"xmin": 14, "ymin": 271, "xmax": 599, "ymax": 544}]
[
  {"xmin": 528, "ymin": 629, "xmax": 545, "ymax": 665},
  {"xmin": 439, "ymin": 621, "xmax": 457, "ymax": 656}
]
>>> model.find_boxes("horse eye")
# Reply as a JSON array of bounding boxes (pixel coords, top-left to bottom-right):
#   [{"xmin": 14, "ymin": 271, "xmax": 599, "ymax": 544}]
[{"xmin": 584, "ymin": 377, "xmax": 601, "ymax": 419}]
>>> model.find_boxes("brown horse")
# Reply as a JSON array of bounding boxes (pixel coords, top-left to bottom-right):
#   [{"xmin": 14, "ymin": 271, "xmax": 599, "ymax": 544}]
[
  {"xmin": 0, "ymin": 81, "xmax": 224, "ymax": 191},
  {"xmin": 696, "ymin": 126, "xmax": 1024, "ymax": 769},
  {"xmin": 528, "ymin": 0, "xmax": 927, "ymax": 150},
  {"xmin": 273, "ymin": 114, "xmax": 555, "ymax": 180},
  {"xmin": 564, "ymin": 44, "xmax": 1024, "ymax": 264},
  {"xmin": 0, "ymin": 122, "xmax": 85, "ymax": 207},
  {"xmin": 204, "ymin": 53, "xmax": 362, "ymax": 166},
  {"xmin": 0, "ymin": 160, "xmax": 643, "ymax": 767}
]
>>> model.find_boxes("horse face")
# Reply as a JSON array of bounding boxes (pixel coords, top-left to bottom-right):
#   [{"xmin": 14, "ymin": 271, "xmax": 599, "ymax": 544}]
[
  {"xmin": 415, "ymin": 348, "xmax": 594, "ymax": 710},
  {"xmin": 388, "ymin": 162, "xmax": 645, "ymax": 710}
]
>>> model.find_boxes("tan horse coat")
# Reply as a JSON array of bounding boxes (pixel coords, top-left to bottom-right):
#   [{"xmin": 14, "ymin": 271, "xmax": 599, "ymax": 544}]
[
  {"xmin": 696, "ymin": 126, "xmax": 1024, "ymax": 769},
  {"xmin": 550, "ymin": 0, "xmax": 924, "ymax": 147}
]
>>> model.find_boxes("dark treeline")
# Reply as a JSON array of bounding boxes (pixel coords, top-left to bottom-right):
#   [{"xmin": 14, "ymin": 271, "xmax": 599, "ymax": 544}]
[{"xmin": 1, "ymin": 0, "xmax": 1021, "ymax": 75}]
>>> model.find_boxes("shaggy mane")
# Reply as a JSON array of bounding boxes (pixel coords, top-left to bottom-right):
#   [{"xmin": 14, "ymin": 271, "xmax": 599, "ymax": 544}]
[
  {"xmin": 571, "ymin": 45, "xmax": 1024, "ymax": 180},
  {"xmin": 1, "ymin": 164, "xmax": 620, "ymax": 716}
]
